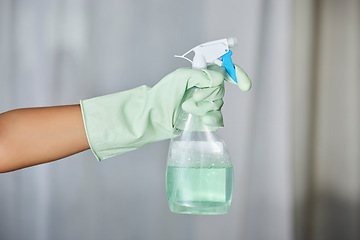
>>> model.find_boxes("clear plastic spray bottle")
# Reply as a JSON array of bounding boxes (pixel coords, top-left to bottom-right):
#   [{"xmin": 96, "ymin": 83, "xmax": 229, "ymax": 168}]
[{"xmin": 166, "ymin": 37, "xmax": 239, "ymax": 215}]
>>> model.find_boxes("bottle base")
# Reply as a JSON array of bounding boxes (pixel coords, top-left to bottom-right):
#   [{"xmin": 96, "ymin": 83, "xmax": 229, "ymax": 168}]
[{"xmin": 169, "ymin": 201, "xmax": 230, "ymax": 215}]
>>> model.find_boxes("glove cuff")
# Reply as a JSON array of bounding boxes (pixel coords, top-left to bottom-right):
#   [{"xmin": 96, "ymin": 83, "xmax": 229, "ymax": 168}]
[{"xmin": 80, "ymin": 86, "xmax": 174, "ymax": 161}]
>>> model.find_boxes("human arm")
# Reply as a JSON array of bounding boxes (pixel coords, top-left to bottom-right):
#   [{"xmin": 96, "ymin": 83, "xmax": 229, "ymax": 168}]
[
  {"xmin": 0, "ymin": 65, "xmax": 251, "ymax": 173},
  {"xmin": 0, "ymin": 105, "xmax": 89, "ymax": 173}
]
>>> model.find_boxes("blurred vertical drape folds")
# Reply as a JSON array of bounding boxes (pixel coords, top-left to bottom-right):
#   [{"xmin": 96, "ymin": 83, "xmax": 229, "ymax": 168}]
[
  {"xmin": 2, "ymin": 0, "xmax": 358, "ymax": 240},
  {"xmin": 293, "ymin": 0, "xmax": 360, "ymax": 240}
]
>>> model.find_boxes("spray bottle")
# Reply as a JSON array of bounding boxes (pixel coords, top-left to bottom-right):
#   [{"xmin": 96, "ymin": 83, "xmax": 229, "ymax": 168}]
[{"xmin": 166, "ymin": 37, "xmax": 240, "ymax": 215}]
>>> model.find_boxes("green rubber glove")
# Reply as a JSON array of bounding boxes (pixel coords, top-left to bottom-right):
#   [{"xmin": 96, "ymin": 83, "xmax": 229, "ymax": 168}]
[{"xmin": 80, "ymin": 65, "xmax": 251, "ymax": 160}]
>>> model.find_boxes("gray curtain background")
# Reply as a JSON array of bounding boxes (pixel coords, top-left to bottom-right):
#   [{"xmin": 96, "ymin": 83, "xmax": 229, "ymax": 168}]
[
  {"xmin": 10, "ymin": 0, "xmax": 360, "ymax": 240},
  {"xmin": 293, "ymin": 0, "xmax": 360, "ymax": 240}
]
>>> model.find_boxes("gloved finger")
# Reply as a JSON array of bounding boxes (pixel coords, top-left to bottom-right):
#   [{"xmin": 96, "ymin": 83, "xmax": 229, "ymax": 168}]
[
  {"xmin": 235, "ymin": 65, "xmax": 252, "ymax": 91},
  {"xmin": 193, "ymin": 84, "xmax": 224, "ymax": 102},
  {"xmin": 187, "ymin": 68, "xmax": 225, "ymax": 89},
  {"xmin": 182, "ymin": 98, "xmax": 223, "ymax": 116},
  {"xmin": 207, "ymin": 64, "xmax": 252, "ymax": 91},
  {"xmin": 202, "ymin": 111, "xmax": 224, "ymax": 127}
]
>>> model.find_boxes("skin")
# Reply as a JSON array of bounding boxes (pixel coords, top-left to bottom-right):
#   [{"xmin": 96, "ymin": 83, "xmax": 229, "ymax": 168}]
[{"xmin": 0, "ymin": 105, "xmax": 90, "ymax": 173}]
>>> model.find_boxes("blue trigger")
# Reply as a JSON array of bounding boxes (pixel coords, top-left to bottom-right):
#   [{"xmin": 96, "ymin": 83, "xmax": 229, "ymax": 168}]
[{"xmin": 221, "ymin": 50, "xmax": 237, "ymax": 83}]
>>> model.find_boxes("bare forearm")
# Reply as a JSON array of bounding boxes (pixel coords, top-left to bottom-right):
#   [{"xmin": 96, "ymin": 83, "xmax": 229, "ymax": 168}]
[{"xmin": 0, "ymin": 105, "xmax": 90, "ymax": 173}]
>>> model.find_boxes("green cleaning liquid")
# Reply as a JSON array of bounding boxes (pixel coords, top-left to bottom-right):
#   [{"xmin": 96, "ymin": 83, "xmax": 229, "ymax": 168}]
[{"xmin": 166, "ymin": 165, "xmax": 233, "ymax": 215}]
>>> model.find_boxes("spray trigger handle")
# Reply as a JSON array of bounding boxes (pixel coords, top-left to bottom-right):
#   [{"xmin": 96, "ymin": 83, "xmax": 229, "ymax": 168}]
[{"xmin": 221, "ymin": 50, "xmax": 237, "ymax": 83}]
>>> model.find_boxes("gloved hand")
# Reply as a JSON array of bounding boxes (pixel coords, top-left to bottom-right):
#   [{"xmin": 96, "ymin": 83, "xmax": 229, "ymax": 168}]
[{"xmin": 80, "ymin": 65, "xmax": 251, "ymax": 160}]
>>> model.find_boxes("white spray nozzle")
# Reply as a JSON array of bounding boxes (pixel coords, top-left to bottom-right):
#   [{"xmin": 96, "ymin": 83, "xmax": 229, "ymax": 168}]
[{"xmin": 227, "ymin": 37, "xmax": 238, "ymax": 48}]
